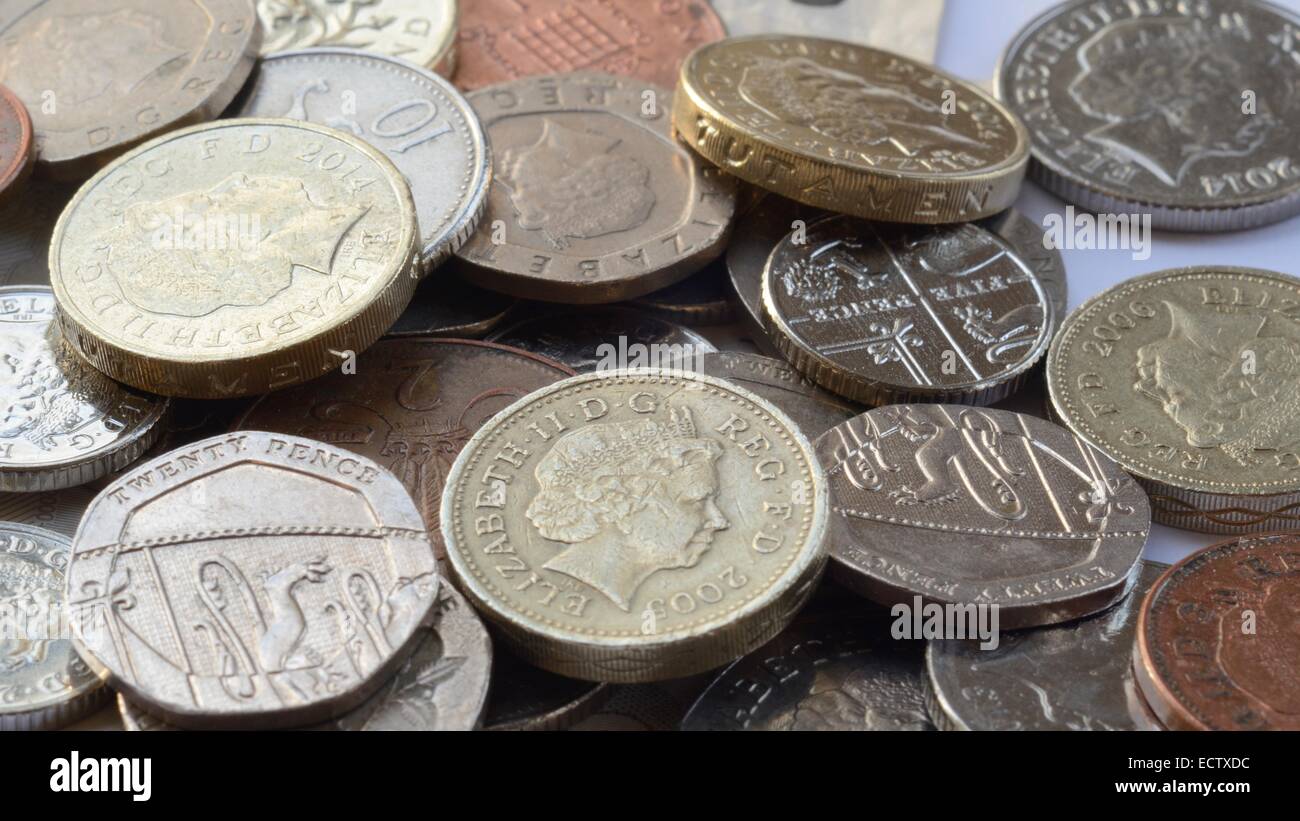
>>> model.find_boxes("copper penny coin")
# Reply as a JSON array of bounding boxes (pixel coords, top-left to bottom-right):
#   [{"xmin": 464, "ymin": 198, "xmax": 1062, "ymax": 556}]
[
  {"xmin": 453, "ymin": 0, "xmax": 726, "ymax": 92},
  {"xmin": 454, "ymin": 72, "xmax": 735, "ymax": 304},
  {"xmin": 235, "ymin": 338, "xmax": 575, "ymax": 560},
  {"xmin": 0, "ymin": 83, "xmax": 33, "ymax": 200},
  {"xmin": 1134, "ymin": 532, "xmax": 1300, "ymax": 731}
]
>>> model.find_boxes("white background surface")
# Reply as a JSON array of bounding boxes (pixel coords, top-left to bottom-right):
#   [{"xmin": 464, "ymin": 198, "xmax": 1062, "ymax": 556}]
[{"xmin": 935, "ymin": 0, "xmax": 1300, "ymax": 565}]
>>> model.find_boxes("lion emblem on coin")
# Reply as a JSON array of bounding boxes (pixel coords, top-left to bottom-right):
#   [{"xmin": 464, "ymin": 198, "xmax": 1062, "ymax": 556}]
[
  {"xmin": 99, "ymin": 173, "xmax": 368, "ymax": 317},
  {"xmin": 0, "ymin": 335, "xmax": 114, "ymax": 448},
  {"xmin": 501, "ymin": 118, "xmax": 656, "ymax": 250}
]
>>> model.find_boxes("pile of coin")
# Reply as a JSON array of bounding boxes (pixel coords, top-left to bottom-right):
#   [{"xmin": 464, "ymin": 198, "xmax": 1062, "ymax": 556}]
[{"xmin": 0, "ymin": 0, "xmax": 1296, "ymax": 732}]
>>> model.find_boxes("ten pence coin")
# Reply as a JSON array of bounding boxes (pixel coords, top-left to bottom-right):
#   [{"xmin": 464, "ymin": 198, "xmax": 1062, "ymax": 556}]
[
  {"xmin": 441, "ymin": 369, "xmax": 829, "ymax": 683},
  {"xmin": 674, "ymin": 35, "xmax": 1029, "ymax": 223},
  {"xmin": 1047, "ymin": 267, "xmax": 1300, "ymax": 533},
  {"xmin": 0, "ymin": 83, "xmax": 33, "ymax": 201},
  {"xmin": 49, "ymin": 118, "xmax": 420, "ymax": 399},
  {"xmin": 453, "ymin": 0, "xmax": 726, "ymax": 92},
  {"xmin": 999, "ymin": 0, "xmax": 1300, "ymax": 232},
  {"xmin": 816, "ymin": 405, "xmax": 1150, "ymax": 629},
  {"xmin": 67, "ymin": 431, "xmax": 441, "ymax": 729},
  {"xmin": 0, "ymin": 0, "xmax": 261, "ymax": 178},
  {"xmin": 1134, "ymin": 532, "xmax": 1300, "ymax": 730},
  {"xmin": 453, "ymin": 72, "xmax": 736, "ymax": 304},
  {"xmin": 256, "ymin": 0, "xmax": 459, "ymax": 76},
  {"xmin": 0, "ymin": 523, "xmax": 106, "ymax": 730},
  {"xmin": 235, "ymin": 338, "xmax": 575, "ymax": 559},
  {"xmin": 0, "ymin": 287, "xmax": 167, "ymax": 492},
  {"xmin": 231, "ymin": 47, "xmax": 491, "ymax": 274},
  {"xmin": 761, "ymin": 214, "xmax": 1052, "ymax": 406}
]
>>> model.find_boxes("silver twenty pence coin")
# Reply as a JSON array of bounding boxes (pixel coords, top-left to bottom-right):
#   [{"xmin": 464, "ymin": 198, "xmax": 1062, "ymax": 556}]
[
  {"xmin": 926, "ymin": 560, "xmax": 1167, "ymax": 731},
  {"xmin": 67, "ymin": 431, "xmax": 441, "ymax": 730},
  {"xmin": 0, "ymin": 523, "xmax": 106, "ymax": 730},
  {"xmin": 232, "ymin": 47, "xmax": 491, "ymax": 273},
  {"xmin": 816, "ymin": 405, "xmax": 1150, "ymax": 629},
  {"xmin": 999, "ymin": 0, "xmax": 1300, "ymax": 231}
]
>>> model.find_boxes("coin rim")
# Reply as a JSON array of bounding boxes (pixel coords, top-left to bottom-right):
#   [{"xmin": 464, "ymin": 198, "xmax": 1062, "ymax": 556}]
[
  {"xmin": 0, "ymin": 83, "xmax": 33, "ymax": 198},
  {"xmin": 440, "ymin": 367, "xmax": 829, "ymax": 681}
]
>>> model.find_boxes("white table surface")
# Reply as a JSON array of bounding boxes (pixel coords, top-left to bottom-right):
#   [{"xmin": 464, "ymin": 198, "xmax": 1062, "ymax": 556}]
[{"xmin": 936, "ymin": 0, "xmax": 1300, "ymax": 565}]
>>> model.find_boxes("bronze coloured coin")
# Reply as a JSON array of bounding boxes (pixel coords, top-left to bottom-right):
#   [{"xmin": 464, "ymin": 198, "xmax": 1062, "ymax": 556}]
[
  {"xmin": 0, "ymin": 83, "xmax": 33, "ymax": 201},
  {"xmin": 453, "ymin": 0, "xmax": 726, "ymax": 92},
  {"xmin": 235, "ymin": 338, "xmax": 575, "ymax": 558},
  {"xmin": 817, "ymin": 405, "xmax": 1150, "ymax": 629},
  {"xmin": 674, "ymin": 35, "xmax": 1030, "ymax": 223},
  {"xmin": 67, "ymin": 431, "xmax": 441, "ymax": 729},
  {"xmin": 453, "ymin": 72, "xmax": 736, "ymax": 304},
  {"xmin": 0, "ymin": 0, "xmax": 261, "ymax": 178},
  {"xmin": 1135, "ymin": 532, "xmax": 1300, "ymax": 730},
  {"xmin": 762, "ymin": 215, "xmax": 1052, "ymax": 406}
]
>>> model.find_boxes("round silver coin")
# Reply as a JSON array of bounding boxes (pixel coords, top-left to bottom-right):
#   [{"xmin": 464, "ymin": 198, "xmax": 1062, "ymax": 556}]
[
  {"xmin": 681, "ymin": 608, "xmax": 936, "ymax": 731},
  {"xmin": 120, "ymin": 582, "xmax": 492, "ymax": 731},
  {"xmin": 816, "ymin": 405, "xmax": 1150, "ymax": 629},
  {"xmin": 673, "ymin": 352, "xmax": 859, "ymax": 443},
  {"xmin": 926, "ymin": 560, "xmax": 1167, "ymax": 731},
  {"xmin": 67, "ymin": 431, "xmax": 441, "ymax": 730},
  {"xmin": 484, "ymin": 307, "xmax": 718, "ymax": 373},
  {"xmin": 0, "ymin": 287, "xmax": 168, "ymax": 492},
  {"xmin": 999, "ymin": 0, "xmax": 1300, "ymax": 231},
  {"xmin": 232, "ymin": 47, "xmax": 491, "ymax": 273},
  {"xmin": 0, "ymin": 523, "xmax": 106, "ymax": 730}
]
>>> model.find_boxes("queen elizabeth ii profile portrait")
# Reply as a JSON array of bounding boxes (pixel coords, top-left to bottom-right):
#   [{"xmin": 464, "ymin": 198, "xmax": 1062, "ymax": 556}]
[{"xmin": 525, "ymin": 406, "xmax": 729, "ymax": 612}]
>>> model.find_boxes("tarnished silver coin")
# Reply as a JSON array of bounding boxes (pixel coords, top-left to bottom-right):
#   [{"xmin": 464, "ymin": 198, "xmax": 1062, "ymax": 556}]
[
  {"xmin": 0, "ymin": 523, "xmax": 105, "ymax": 730},
  {"xmin": 681, "ymin": 608, "xmax": 935, "ymax": 731},
  {"xmin": 0, "ymin": 180, "xmax": 77, "ymax": 287},
  {"xmin": 231, "ymin": 47, "xmax": 491, "ymax": 273},
  {"xmin": 674, "ymin": 352, "xmax": 859, "ymax": 443},
  {"xmin": 816, "ymin": 405, "xmax": 1150, "ymax": 629},
  {"xmin": 999, "ymin": 0, "xmax": 1300, "ymax": 231},
  {"xmin": 630, "ymin": 261, "xmax": 735, "ymax": 326},
  {"xmin": 0, "ymin": 287, "xmax": 168, "ymax": 492},
  {"xmin": 120, "ymin": 581, "xmax": 492, "ymax": 731},
  {"xmin": 0, "ymin": 486, "xmax": 95, "ymax": 538},
  {"xmin": 485, "ymin": 308, "xmax": 717, "ymax": 373},
  {"xmin": 388, "ymin": 275, "xmax": 517, "ymax": 338},
  {"xmin": 762, "ymin": 215, "xmax": 1053, "ymax": 406},
  {"xmin": 68, "ymin": 431, "xmax": 440, "ymax": 729},
  {"xmin": 729, "ymin": 200, "xmax": 1066, "ymax": 350},
  {"xmin": 484, "ymin": 650, "xmax": 608, "ymax": 731},
  {"xmin": 926, "ymin": 560, "xmax": 1166, "ymax": 731}
]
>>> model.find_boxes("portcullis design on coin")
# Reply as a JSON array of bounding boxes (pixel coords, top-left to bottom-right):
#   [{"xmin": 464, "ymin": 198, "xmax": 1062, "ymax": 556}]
[
  {"xmin": 0, "ymin": 287, "xmax": 168, "ymax": 492},
  {"xmin": 999, "ymin": 0, "xmax": 1300, "ymax": 231},
  {"xmin": 817, "ymin": 405, "xmax": 1149, "ymax": 629},
  {"xmin": 68, "ymin": 432, "xmax": 440, "ymax": 729},
  {"xmin": 441, "ymin": 369, "xmax": 829, "ymax": 682},
  {"xmin": 50, "ymin": 119, "xmax": 420, "ymax": 399}
]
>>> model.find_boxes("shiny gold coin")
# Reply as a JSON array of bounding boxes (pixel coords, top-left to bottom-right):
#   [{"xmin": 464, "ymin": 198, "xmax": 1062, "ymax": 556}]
[
  {"xmin": 1048, "ymin": 267, "xmax": 1300, "ymax": 533},
  {"xmin": 257, "ymin": 0, "xmax": 459, "ymax": 76},
  {"xmin": 441, "ymin": 369, "xmax": 829, "ymax": 683},
  {"xmin": 673, "ymin": 35, "xmax": 1029, "ymax": 223},
  {"xmin": 50, "ymin": 118, "xmax": 419, "ymax": 399}
]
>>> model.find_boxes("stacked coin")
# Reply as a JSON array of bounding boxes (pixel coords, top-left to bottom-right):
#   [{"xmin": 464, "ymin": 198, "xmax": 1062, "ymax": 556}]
[{"xmin": 3, "ymin": 1, "xmax": 1300, "ymax": 735}]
